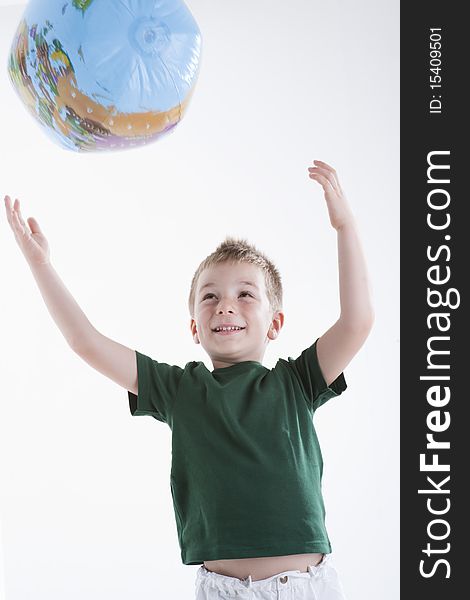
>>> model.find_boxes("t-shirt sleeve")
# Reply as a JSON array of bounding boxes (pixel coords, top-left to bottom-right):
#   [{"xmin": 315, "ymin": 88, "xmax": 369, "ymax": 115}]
[
  {"xmin": 127, "ymin": 350, "xmax": 183, "ymax": 424},
  {"xmin": 286, "ymin": 338, "xmax": 347, "ymax": 413}
]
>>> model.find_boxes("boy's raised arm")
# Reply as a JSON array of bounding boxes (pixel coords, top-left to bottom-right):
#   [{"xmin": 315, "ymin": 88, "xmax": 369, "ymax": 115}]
[
  {"xmin": 307, "ymin": 161, "xmax": 375, "ymax": 386},
  {"xmin": 73, "ymin": 330, "xmax": 138, "ymax": 395},
  {"xmin": 4, "ymin": 195, "xmax": 138, "ymax": 395}
]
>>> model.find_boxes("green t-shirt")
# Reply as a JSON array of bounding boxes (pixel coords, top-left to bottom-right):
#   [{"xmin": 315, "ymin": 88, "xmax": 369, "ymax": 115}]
[{"xmin": 128, "ymin": 338, "xmax": 347, "ymax": 565}]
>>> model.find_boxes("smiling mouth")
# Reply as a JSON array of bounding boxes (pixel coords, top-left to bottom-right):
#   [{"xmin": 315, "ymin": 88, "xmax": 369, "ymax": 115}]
[{"xmin": 212, "ymin": 326, "xmax": 246, "ymax": 335}]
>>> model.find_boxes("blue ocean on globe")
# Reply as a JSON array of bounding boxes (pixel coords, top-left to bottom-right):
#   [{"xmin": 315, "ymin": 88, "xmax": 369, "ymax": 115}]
[{"xmin": 8, "ymin": 0, "xmax": 202, "ymax": 151}]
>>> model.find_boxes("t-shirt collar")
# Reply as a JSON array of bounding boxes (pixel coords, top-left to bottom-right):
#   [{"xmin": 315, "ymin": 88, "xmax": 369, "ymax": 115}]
[{"xmin": 211, "ymin": 360, "xmax": 264, "ymax": 373}]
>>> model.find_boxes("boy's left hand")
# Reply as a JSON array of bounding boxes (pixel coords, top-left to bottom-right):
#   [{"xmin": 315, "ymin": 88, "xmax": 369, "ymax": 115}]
[{"xmin": 308, "ymin": 160, "xmax": 354, "ymax": 231}]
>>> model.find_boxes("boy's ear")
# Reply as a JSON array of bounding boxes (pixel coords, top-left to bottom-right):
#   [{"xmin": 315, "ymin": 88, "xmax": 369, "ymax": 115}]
[
  {"xmin": 190, "ymin": 318, "xmax": 200, "ymax": 344},
  {"xmin": 268, "ymin": 311, "xmax": 284, "ymax": 340}
]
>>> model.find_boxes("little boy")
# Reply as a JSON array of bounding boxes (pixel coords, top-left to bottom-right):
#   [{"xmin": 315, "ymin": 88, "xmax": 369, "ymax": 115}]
[{"xmin": 4, "ymin": 160, "xmax": 374, "ymax": 599}]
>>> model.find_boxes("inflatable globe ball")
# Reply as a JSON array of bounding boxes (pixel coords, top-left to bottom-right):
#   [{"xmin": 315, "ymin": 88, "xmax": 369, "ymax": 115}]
[{"xmin": 8, "ymin": 0, "xmax": 202, "ymax": 152}]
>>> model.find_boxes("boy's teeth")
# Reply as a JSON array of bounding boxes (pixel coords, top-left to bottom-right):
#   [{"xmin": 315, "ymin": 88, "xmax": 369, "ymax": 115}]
[{"xmin": 216, "ymin": 326, "xmax": 242, "ymax": 331}]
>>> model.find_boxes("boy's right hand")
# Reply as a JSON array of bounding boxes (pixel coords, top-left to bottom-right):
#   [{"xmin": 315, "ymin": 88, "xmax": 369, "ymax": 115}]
[
  {"xmin": 4, "ymin": 197, "xmax": 138, "ymax": 393},
  {"xmin": 4, "ymin": 196, "xmax": 51, "ymax": 266}
]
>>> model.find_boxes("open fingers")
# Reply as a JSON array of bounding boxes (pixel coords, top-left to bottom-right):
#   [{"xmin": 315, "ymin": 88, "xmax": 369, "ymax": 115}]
[
  {"xmin": 308, "ymin": 166, "xmax": 339, "ymax": 193},
  {"xmin": 4, "ymin": 195, "xmax": 18, "ymax": 231},
  {"xmin": 4, "ymin": 195, "xmax": 12, "ymax": 224},
  {"xmin": 5, "ymin": 196, "xmax": 29, "ymax": 237},
  {"xmin": 314, "ymin": 159, "xmax": 335, "ymax": 171},
  {"xmin": 12, "ymin": 206, "xmax": 28, "ymax": 237},
  {"xmin": 13, "ymin": 199, "xmax": 31, "ymax": 234},
  {"xmin": 309, "ymin": 172, "xmax": 336, "ymax": 193},
  {"xmin": 312, "ymin": 160, "xmax": 342, "ymax": 191}
]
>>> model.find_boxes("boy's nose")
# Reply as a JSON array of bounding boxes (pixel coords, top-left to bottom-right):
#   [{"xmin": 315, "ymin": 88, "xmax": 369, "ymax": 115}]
[
  {"xmin": 216, "ymin": 301, "xmax": 235, "ymax": 314},
  {"xmin": 217, "ymin": 307, "xmax": 235, "ymax": 314}
]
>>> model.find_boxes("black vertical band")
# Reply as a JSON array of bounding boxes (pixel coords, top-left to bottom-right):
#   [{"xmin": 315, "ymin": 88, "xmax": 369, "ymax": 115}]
[{"xmin": 401, "ymin": 2, "xmax": 466, "ymax": 597}]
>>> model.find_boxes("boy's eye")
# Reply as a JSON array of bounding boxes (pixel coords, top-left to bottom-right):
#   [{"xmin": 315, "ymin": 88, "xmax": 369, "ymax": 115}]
[{"xmin": 201, "ymin": 291, "xmax": 254, "ymax": 301}]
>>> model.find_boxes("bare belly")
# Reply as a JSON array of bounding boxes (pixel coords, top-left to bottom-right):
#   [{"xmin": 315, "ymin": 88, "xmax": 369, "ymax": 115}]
[{"xmin": 203, "ymin": 552, "xmax": 324, "ymax": 582}]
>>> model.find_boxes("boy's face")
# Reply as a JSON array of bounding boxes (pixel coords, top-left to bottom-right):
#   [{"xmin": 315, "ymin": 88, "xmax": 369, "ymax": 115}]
[{"xmin": 190, "ymin": 262, "xmax": 284, "ymax": 369}]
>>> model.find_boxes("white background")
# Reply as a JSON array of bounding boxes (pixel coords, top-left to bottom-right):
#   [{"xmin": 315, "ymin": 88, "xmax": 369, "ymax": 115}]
[{"xmin": 0, "ymin": 1, "xmax": 399, "ymax": 599}]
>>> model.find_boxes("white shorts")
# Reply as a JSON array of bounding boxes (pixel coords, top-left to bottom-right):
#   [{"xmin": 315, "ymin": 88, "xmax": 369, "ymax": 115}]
[{"xmin": 194, "ymin": 553, "xmax": 348, "ymax": 600}]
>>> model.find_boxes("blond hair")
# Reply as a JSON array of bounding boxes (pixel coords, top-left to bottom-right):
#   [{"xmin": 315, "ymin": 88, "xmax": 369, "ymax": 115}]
[{"xmin": 188, "ymin": 237, "xmax": 283, "ymax": 316}]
